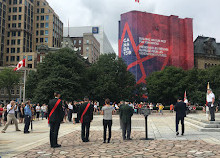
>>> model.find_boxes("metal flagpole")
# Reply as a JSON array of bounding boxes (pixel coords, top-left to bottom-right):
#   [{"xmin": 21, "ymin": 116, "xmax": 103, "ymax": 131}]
[{"xmin": 23, "ymin": 69, "xmax": 26, "ymax": 103}]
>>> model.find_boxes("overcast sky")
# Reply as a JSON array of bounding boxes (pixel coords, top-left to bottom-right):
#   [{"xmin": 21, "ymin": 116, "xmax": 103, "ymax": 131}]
[{"xmin": 47, "ymin": 0, "xmax": 220, "ymax": 54}]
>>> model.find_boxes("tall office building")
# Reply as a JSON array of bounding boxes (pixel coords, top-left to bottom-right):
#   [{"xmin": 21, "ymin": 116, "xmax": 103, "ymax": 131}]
[
  {"xmin": 0, "ymin": 0, "xmax": 63, "ymax": 68},
  {"xmin": 63, "ymin": 26, "xmax": 115, "ymax": 55}
]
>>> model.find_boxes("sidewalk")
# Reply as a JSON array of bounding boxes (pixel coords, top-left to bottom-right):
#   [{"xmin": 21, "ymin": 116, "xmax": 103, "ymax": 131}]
[{"xmin": 0, "ymin": 114, "xmax": 220, "ymax": 158}]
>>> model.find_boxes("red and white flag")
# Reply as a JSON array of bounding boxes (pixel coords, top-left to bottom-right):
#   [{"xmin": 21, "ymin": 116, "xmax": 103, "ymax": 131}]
[
  {"xmin": 14, "ymin": 58, "xmax": 26, "ymax": 71},
  {"xmin": 135, "ymin": 0, "xmax": 140, "ymax": 3},
  {"xmin": 184, "ymin": 91, "xmax": 188, "ymax": 104}
]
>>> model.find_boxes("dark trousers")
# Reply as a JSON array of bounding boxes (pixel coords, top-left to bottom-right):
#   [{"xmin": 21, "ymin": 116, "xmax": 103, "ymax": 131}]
[
  {"xmin": 68, "ymin": 110, "xmax": 73, "ymax": 122},
  {"xmin": 81, "ymin": 122, "xmax": 90, "ymax": 141},
  {"xmin": 208, "ymin": 102, "xmax": 215, "ymax": 121},
  {"xmin": 103, "ymin": 119, "xmax": 112, "ymax": 141},
  {"xmin": 122, "ymin": 122, "xmax": 131, "ymax": 139},
  {"xmin": 50, "ymin": 122, "xmax": 60, "ymax": 147},
  {"xmin": 24, "ymin": 115, "xmax": 31, "ymax": 133},
  {"xmin": 176, "ymin": 116, "xmax": 184, "ymax": 134}
]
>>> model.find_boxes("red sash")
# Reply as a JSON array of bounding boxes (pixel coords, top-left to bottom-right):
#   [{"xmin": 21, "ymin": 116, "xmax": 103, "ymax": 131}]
[
  {"xmin": 48, "ymin": 99, "xmax": 61, "ymax": 124},
  {"xmin": 80, "ymin": 103, "xmax": 91, "ymax": 123}
]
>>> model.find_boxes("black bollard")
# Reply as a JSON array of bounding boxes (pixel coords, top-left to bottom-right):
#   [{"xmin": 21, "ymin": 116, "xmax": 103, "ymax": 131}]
[{"xmin": 140, "ymin": 109, "xmax": 154, "ymax": 140}]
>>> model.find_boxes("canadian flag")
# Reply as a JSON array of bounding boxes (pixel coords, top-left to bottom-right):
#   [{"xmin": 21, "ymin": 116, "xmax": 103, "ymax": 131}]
[
  {"xmin": 14, "ymin": 58, "xmax": 26, "ymax": 71},
  {"xmin": 135, "ymin": 0, "xmax": 140, "ymax": 2}
]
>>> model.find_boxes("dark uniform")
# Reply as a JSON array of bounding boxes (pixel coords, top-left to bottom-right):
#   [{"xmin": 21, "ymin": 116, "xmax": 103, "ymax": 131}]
[
  {"xmin": 78, "ymin": 102, "xmax": 93, "ymax": 142},
  {"xmin": 48, "ymin": 98, "xmax": 64, "ymax": 147},
  {"xmin": 120, "ymin": 104, "xmax": 133, "ymax": 140},
  {"xmin": 174, "ymin": 101, "xmax": 187, "ymax": 135}
]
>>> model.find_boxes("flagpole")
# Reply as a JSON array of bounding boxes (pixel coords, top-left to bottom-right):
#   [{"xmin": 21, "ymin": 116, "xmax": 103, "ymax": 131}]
[{"xmin": 23, "ymin": 69, "xmax": 26, "ymax": 103}]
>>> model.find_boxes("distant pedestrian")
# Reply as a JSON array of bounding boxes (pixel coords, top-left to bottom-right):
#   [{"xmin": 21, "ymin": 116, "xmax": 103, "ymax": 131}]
[
  {"xmin": 101, "ymin": 98, "xmax": 114, "ymax": 143},
  {"xmin": 48, "ymin": 92, "xmax": 64, "ymax": 148},
  {"xmin": 120, "ymin": 101, "xmax": 133, "ymax": 140},
  {"xmin": 0, "ymin": 104, "xmax": 3, "ymax": 126},
  {"xmin": 174, "ymin": 98, "xmax": 187, "ymax": 136},
  {"xmin": 36, "ymin": 103, "xmax": 41, "ymax": 121},
  {"xmin": 170, "ymin": 104, "xmax": 174, "ymax": 113},
  {"xmin": 24, "ymin": 101, "xmax": 32, "ymax": 134},
  {"xmin": 1, "ymin": 101, "xmax": 21, "ymax": 133},
  {"xmin": 68, "ymin": 102, "xmax": 73, "ymax": 122},
  {"xmin": 19, "ymin": 103, "xmax": 25, "ymax": 123},
  {"xmin": 78, "ymin": 97, "xmax": 93, "ymax": 142},
  {"xmin": 206, "ymin": 89, "xmax": 215, "ymax": 121},
  {"xmin": 159, "ymin": 104, "xmax": 164, "ymax": 115}
]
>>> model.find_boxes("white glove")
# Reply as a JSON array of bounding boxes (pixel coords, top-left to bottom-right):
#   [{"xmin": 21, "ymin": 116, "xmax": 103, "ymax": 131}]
[{"xmin": 211, "ymin": 104, "xmax": 214, "ymax": 107}]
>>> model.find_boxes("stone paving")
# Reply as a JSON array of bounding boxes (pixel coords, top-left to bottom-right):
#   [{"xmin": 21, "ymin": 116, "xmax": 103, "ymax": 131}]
[{"xmin": 1, "ymin": 113, "xmax": 220, "ymax": 158}]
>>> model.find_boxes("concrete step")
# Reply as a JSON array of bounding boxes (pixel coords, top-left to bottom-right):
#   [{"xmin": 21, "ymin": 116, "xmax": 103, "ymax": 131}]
[
  {"xmin": 187, "ymin": 115, "xmax": 220, "ymax": 124},
  {"xmin": 185, "ymin": 121, "xmax": 220, "ymax": 132},
  {"xmin": 185, "ymin": 117, "xmax": 220, "ymax": 128}
]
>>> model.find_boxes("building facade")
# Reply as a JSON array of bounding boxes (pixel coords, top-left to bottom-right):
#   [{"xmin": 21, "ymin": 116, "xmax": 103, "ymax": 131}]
[
  {"xmin": 0, "ymin": 0, "xmax": 63, "ymax": 69},
  {"xmin": 62, "ymin": 33, "xmax": 100, "ymax": 63},
  {"xmin": 63, "ymin": 26, "xmax": 115, "ymax": 55},
  {"xmin": 119, "ymin": 11, "xmax": 194, "ymax": 84},
  {"xmin": 194, "ymin": 36, "xmax": 220, "ymax": 69}
]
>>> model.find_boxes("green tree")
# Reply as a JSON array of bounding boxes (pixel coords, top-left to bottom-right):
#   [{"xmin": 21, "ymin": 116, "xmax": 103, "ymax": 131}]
[
  {"xmin": 0, "ymin": 68, "xmax": 21, "ymax": 100},
  {"xmin": 26, "ymin": 70, "xmax": 38, "ymax": 100},
  {"xmin": 87, "ymin": 53, "xmax": 136, "ymax": 103},
  {"xmin": 26, "ymin": 48, "xmax": 88, "ymax": 104},
  {"xmin": 146, "ymin": 66, "xmax": 186, "ymax": 105}
]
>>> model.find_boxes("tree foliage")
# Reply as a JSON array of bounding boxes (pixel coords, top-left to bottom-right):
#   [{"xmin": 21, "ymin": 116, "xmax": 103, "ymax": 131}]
[
  {"xmin": 87, "ymin": 53, "xmax": 136, "ymax": 103},
  {"xmin": 0, "ymin": 68, "xmax": 21, "ymax": 100},
  {"xmin": 146, "ymin": 66, "xmax": 220, "ymax": 105}
]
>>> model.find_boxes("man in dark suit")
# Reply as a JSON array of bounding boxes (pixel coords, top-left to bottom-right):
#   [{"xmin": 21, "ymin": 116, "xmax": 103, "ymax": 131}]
[
  {"xmin": 78, "ymin": 97, "xmax": 93, "ymax": 142},
  {"xmin": 48, "ymin": 92, "xmax": 64, "ymax": 148},
  {"xmin": 174, "ymin": 98, "xmax": 187, "ymax": 136},
  {"xmin": 120, "ymin": 101, "xmax": 133, "ymax": 140}
]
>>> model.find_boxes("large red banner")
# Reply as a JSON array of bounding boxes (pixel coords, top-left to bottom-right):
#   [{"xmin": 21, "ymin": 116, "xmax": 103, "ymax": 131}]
[{"xmin": 119, "ymin": 11, "xmax": 194, "ymax": 84}]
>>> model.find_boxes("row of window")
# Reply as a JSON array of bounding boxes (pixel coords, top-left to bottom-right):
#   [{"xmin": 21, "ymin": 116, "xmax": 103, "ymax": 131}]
[
  {"xmin": 8, "ymin": 14, "xmax": 22, "ymax": 21},
  {"xmin": 36, "ymin": 30, "xmax": 49, "ymax": 36},
  {"xmin": 7, "ymin": 31, "xmax": 21, "ymax": 37},
  {"xmin": 36, "ymin": 15, "xmax": 49, "ymax": 21},
  {"xmin": 8, "ymin": 6, "xmax": 22, "ymax": 13},
  {"xmin": 8, "ymin": 0, "xmax": 23, "ymax": 5},
  {"xmin": 1, "ymin": 88, "xmax": 20, "ymax": 95},
  {"xmin": 6, "ymin": 55, "xmax": 32, "ymax": 62},
  {"xmin": 36, "ymin": 37, "xmax": 48, "ymax": 43},
  {"xmin": 204, "ymin": 63, "xmax": 218, "ymax": 69},
  {"xmin": 36, "ymin": 22, "xmax": 49, "ymax": 28},
  {"xmin": 7, "ymin": 39, "xmax": 21, "ymax": 45}
]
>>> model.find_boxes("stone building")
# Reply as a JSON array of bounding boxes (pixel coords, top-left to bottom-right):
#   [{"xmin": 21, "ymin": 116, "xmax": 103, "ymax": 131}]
[
  {"xmin": 194, "ymin": 36, "xmax": 220, "ymax": 69},
  {"xmin": 0, "ymin": 0, "xmax": 63, "ymax": 68}
]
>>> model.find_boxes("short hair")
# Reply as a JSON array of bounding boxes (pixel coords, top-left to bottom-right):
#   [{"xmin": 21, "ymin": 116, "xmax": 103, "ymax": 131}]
[
  {"xmin": 84, "ymin": 96, "xmax": 89, "ymax": 101},
  {"xmin": 105, "ymin": 98, "xmax": 110, "ymax": 104},
  {"xmin": 54, "ymin": 91, "xmax": 61, "ymax": 97}
]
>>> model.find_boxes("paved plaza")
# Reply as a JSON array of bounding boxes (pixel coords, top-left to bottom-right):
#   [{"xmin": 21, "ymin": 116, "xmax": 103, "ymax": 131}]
[{"xmin": 0, "ymin": 113, "xmax": 220, "ymax": 158}]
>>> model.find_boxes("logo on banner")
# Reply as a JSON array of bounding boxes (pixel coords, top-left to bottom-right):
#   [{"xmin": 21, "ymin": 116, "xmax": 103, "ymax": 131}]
[{"xmin": 123, "ymin": 38, "xmax": 132, "ymax": 55}]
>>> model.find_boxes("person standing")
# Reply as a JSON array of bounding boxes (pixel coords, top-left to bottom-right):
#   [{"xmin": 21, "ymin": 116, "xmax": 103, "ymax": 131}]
[
  {"xmin": 174, "ymin": 98, "xmax": 187, "ymax": 136},
  {"xmin": 1, "ymin": 101, "xmax": 21, "ymax": 133},
  {"xmin": 36, "ymin": 103, "xmax": 41, "ymax": 121},
  {"xmin": 68, "ymin": 102, "xmax": 73, "ymax": 122},
  {"xmin": 24, "ymin": 101, "xmax": 32, "ymax": 134},
  {"xmin": 78, "ymin": 97, "xmax": 93, "ymax": 142},
  {"xmin": 120, "ymin": 101, "xmax": 133, "ymax": 140},
  {"xmin": 207, "ymin": 89, "xmax": 215, "ymax": 121},
  {"xmin": 159, "ymin": 103, "xmax": 164, "ymax": 115},
  {"xmin": 48, "ymin": 92, "xmax": 64, "ymax": 148},
  {"xmin": 170, "ymin": 104, "xmax": 174, "ymax": 113},
  {"xmin": 101, "ymin": 98, "xmax": 114, "ymax": 143}
]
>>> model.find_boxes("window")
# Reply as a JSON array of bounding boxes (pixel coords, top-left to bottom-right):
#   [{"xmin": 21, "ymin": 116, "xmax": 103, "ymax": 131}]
[
  {"xmin": 86, "ymin": 40, "xmax": 89, "ymax": 44},
  {"xmin": 7, "ymin": 48, "xmax": 10, "ymax": 53},
  {"xmin": 12, "ymin": 15, "xmax": 17, "ymax": 20},
  {"xmin": 19, "ymin": 7, "xmax": 22, "ymax": 12},
  {"xmin": 13, "ymin": 7, "xmax": 17, "ymax": 12},
  {"xmin": 40, "ymin": 38, "xmax": 43, "ymax": 43},
  {"xmin": 45, "ymin": 37, "xmax": 48, "ymax": 43},
  {"xmin": 18, "ymin": 15, "xmax": 22, "ymax": 20},
  {"xmin": 11, "ymin": 48, "xmax": 16, "ymax": 53},
  {"xmin": 79, "ymin": 47, "xmax": 81, "ymax": 51},
  {"xmin": 37, "ymin": 9, "xmax": 39, "ymax": 13},
  {"xmin": 18, "ymin": 31, "xmax": 21, "ymax": 36},
  {"xmin": 17, "ymin": 39, "xmax": 20, "ymax": 45},
  {"xmin": 86, "ymin": 47, "xmax": 89, "ymax": 51},
  {"xmin": 11, "ymin": 40, "xmax": 16, "ymax": 45},
  {"xmin": 17, "ymin": 56, "xmax": 20, "ymax": 61},
  {"xmin": 9, "ymin": 8, "xmax": 11, "ymax": 13},
  {"xmin": 41, "ymin": 8, "xmax": 44, "ymax": 13},
  {"xmin": 11, "ymin": 89, "xmax": 15, "ymax": 95},
  {"xmin": 40, "ymin": 30, "xmax": 44, "ymax": 35},
  {"xmin": 41, "ymin": 15, "xmax": 44, "ymax": 20},
  {"xmin": 8, "ymin": 16, "xmax": 11, "ymax": 21},
  {"xmin": 6, "ymin": 56, "xmax": 9, "ymax": 62},
  {"xmin": 37, "ymin": 16, "xmax": 39, "ymax": 21},
  {"xmin": 40, "ymin": 23, "xmax": 44, "ymax": 28},
  {"xmin": 28, "ymin": 64, "xmax": 32, "ymax": 68},
  {"xmin": 45, "ymin": 30, "xmax": 48, "ymax": 35},
  {"xmin": 16, "ymin": 89, "xmax": 20, "ymax": 95},
  {"xmin": 45, "ymin": 23, "xmax": 49, "ymax": 28},
  {"xmin": 17, "ymin": 48, "xmax": 20, "ymax": 53},
  {"xmin": 45, "ymin": 15, "xmax": 49, "ymax": 21},
  {"xmin": 36, "ymin": 23, "xmax": 39, "ymax": 28},
  {"xmin": 13, "ymin": 0, "xmax": 17, "ymax": 4},
  {"xmin": 28, "ymin": 55, "xmax": 32, "ymax": 61},
  {"xmin": 19, "ymin": 0, "xmax": 22, "ymax": 4},
  {"xmin": 11, "ymin": 56, "xmax": 15, "ymax": 61},
  {"xmin": 7, "ymin": 32, "xmax": 10, "ymax": 37},
  {"xmin": 12, "ymin": 31, "xmax": 16, "ymax": 36},
  {"xmin": 79, "ymin": 40, "xmax": 81, "ymax": 44},
  {"xmin": 7, "ymin": 40, "xmax": 10, "ymax": 45},
  {"xmin": 12, "ymin": 23, "xmax": 16, "ymax": 28},
  {"xmin": 18, "ymin": 23, "xmax": 21, "ymax": 28},
  {"xmin": 37, "ymin": 1, "xmax": 40, "ymax": 6},
  {"xmin": 36, "ymin": 38, "xmax": 38, "ymax": 43},
  {"xmin": 36, "ymin": 30, "xmax": 39, "ymax": 35}
]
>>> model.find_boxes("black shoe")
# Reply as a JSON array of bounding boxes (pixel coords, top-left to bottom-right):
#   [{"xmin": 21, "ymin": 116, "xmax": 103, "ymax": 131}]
[
  {"xmin": 53, "ymin": 144, "xmax": 61, "ymax": 148},
  {"xmin": 24, "ymin": 131, "xmax": 30, "ymax": 134},
  {"xmin": 16, "ymin": 129, "xmax": 21, "ymax": 131},
  {"xmin": 181, "ymin": 133, "xmax": 184, "ymax": 136},
  {"xmin": 127, "ymin": 138, "xmax": 132, "ymax": 140},
  {"xmin": 107, "ymin": 139, "xmax": 110, "ymax": 143},
  {"xmin": 103, "ymin": 140, "xmax": 106, "ymax": 143},
  {"xmin": 176, "ymin": 132, "xmax": 179, "ymax": 136},
  {"xmin": 85, "ymin": 139, "xmax": 89, "ymax": 142}
]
